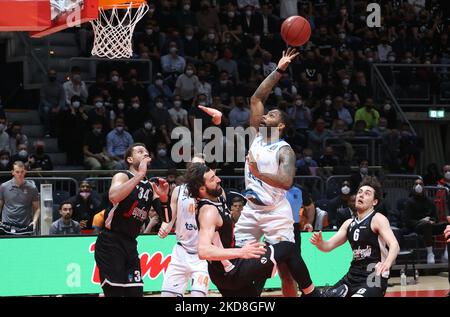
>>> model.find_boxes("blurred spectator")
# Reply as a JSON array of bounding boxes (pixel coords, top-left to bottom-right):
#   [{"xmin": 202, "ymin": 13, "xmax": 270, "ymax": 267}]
[
  {"xmin": 69, "ymin": 180, "xmax": 102, "ymax": 234},
  {"xmin": 436, "ymin": 164, "xmax": 450, "ymax": 191},
  {"xmin": 318, "ymin": 146, "xmax": 340, "ymax": 168},
  {"xmin": 326, "ymin": 180, "xmax": 352, "ymax": 228},
  {"xmin": 349, "ymin": 159, "xmax": 370, "ymax": 193},
  {"xmin": 331, "ymin": 96, "xmax": 353, "ymax": 127},
  {"xmin": 423, "ymin": 163, "xmax": 442, "ymax": 186},
  {"xmin": 220, "ymin": 3, "xmax": 242, "ymax": 38},
  {"xmin": 49, "ymin": 201, "xmax": 80, "ymax": 235},
  {"xmin": 230, "ymin": 196, "xmax": 244, "ymax": 224},
  {"xmin": 377, "ymin": 36, "xmax": 393, "ymax": 62},
  {"xmin": 28, "ymin": 140, "xmax": 53, "ymax": 171},
  {"xmin": 228, "ymin": 95, "xmax": 250, "ymax": 128},
  {"xmin": 168, "ymin": 95, "xmax": 189, "ymax": 127},
  {"xmin": 261, "ymin": 51, "xmax": 277, "ymax": 77},
  {"xmin": 280, "ymin": 0, "xmax": 297, "ymax": 19},
  {"xmin": 151, "ymin": 142, "xmax": 176, "ymax": 170},
  {"xmin": 216, "ymin": 48, "xmax": 240, "ymax": 83},
  {"xmin": 175, "ymin": 0, "xmax": 198, "ymax": 31},
  {"xmin": 354, "ymin": 97, "xmax": 380, "ymax": 130},
  {"xmin": 124, "ymin": 69, "xmax": 148, "ymax": 104},
  {"xmin": 212, "ymin": 71, "xmax": 236, "ymax": 106},
  {"xmin": 58, "ymin": 95, "xmax": 89, "ymax": 165},
  {"xmin": 353, "ymin": 119, "xmax": 377, "ymax": 137},
  {"xmin": 287, "ymin": 95, "xmax": 311, "ymax": 145},
  {"xmin": 87, "ymin": 95, "xmax": 110, "ymax": 132},
  {"xmin": 312, "ymin": 96, "xmax": 334, "ymax": 128},
  {"xmin": 10, "ymin": 143, "xmax": 29, "ymax": 168},
  {"xmin": 379, "ymin": 99, "xmax": 398, "ymax": 129},
  {"xmin": 274, "ymin": 72, "xmax": 298, "ymax": 101},
  {"xmin": 88, "ymin": 73, "xmax": 108, "ymax": 105},
  {"xmin": 200, "ymin": 28, "xmax": 220, "ymax": 63},
  {"xmin": 399, "ymin": 122, "xmax": 422, "ymax": 173},
  {"xmin": 308, "ymin": 118, "xmax": 334, "ymax": 160},
  {"xmin": 40, "ymin": 69, "xmax": 66, "ymax": 137},
  {"xmin": 174, "ymin": 64, "xmax": 200, "ymax": 106},
  {"xmin": 148, "ymin": 72, "xmax": 173, "ymax": 103},
  {"xmin": 133, "ymin": 120, "xmax": 158, "ymax": 154},
  {"xmin": 108, "ymin": 69, "xmax": 126, "ymax": 101},
  {"xmin": 143, "ymin": 207, "xmax": 160, "ymax": 234},
  {"xmin": 0, "ymin": 150, "xmax": 11, "ymax": 178},
  {"xmin": 351, "ymin": 71, "xmax": 372, "ymax": 104},
  {"xmin": 296, "ymin": 148, "xmax": 318, "ymax": 176},
  {"xmin": 195, "ymin": 0, "xmax": 221, "ymax": 35},
  {"xmin": 150, "ymin": 96, "xmax": 173, "ymax": 145},
  {"xmin": 125, "ymin": 96, "xmax": 149, "ymax": 134},
  {"xmin": 83, "ymin": 121, "xmax": 115, "ymax": 170},
  {"xmin": 7, "ymin": 121, "xmax": 28, "ymax": 155},
  {"xmin": 0, "ymin": 161, "xmax": 40, "ymax": 235},
  {"xmin": 371, "ymin": 117, "xmax": 390, "ymax": 138},
  {"xmin": 63, "ymin": 66, "xmax": 88, "ymax": 105},
  {"xmin": 106, "ymin": 117, "xmax": 134, "ymax": 165},
  {"xmin": 336, "ymin": 194, "xmax": 356, "ymax": 228},
  {"xmin": 0, "ymin": 117, "xmax": 10, "ymax": 153},
  {"xmin": 197, "ymin": 68, "xmax": 213, "ymax": 105},
  {"xmin": 161, "ymin": 41, "xmax": 186, "ymax": 78},
  {"xmin": 404, "ymin": 178, "xmax": 450, "ymax": 264},
  {"xmin": 260, "ymin": 2, "xmax": 280, "ymax": 37}
]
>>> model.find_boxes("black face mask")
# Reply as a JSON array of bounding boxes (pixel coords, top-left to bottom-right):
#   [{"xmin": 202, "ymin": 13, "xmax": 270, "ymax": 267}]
[{"xmin": 49, "ymin": 76, "xmax": 57, "ymax": 82}]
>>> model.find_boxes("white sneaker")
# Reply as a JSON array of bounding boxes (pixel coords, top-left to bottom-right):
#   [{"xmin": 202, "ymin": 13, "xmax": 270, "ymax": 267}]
[{"xmin": 427, "ymin": 253, "xmax": 435, "ymax": 264}]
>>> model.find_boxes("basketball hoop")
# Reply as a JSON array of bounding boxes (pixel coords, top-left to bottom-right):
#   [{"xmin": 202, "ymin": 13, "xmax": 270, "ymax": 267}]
[{"xmin": 90, "ymin": 0, "xmax": 148, "ymax": 59}]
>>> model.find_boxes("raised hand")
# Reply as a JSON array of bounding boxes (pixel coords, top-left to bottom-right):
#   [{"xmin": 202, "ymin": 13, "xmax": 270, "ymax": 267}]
[
  {"xmin": 151, "ymin": 177, "xmax": 170, "ymax": 202},
  {"xmin": 158, "ymin": 221, "xmax": 172, "ymax": 238},
  {"xmin": 277, "ymin": 47, "xmax": 299, "ymax": 71},
  {"xmin": 241, "ymin": 240, "xmax": 267, "ymax": 259},
  {"xmin": 310, "ymin": 231, "xmax": 323, "ymax": 247},
  {"xmin": 246, "ymin": 151, "xmax": 260, "ymax": 178},
  {"xmin": 198, "ymin": 105, "xmax": 222, "ymax": 125},
  {"xmin": 138, "ymin": 157, "xmax": 151, "ymax": 178}
]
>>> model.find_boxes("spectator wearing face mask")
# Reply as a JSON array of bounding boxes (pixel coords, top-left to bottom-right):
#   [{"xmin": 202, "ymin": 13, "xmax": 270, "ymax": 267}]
[
  {"xmin": 58, "ymin": 95, "xmax": 88, "ymax": 165},
  {"xmin": 151, "ymin": 142, "xmax": 176, "ymax": 170},
  {"xmin": 40, "ymin": 69, "xmax": 66, "ymax": 137},
  {"xmin": 87, "ymin": 95, "xmax": 110, "ymax": 132},
  {"xmin": 69, "ymin": 180, "xmax": 102, "ymax": 234},
  {"xmin": 175, "ymin": 0, "xmax": 198, "ymax": 31},
  {"xmin": 124, "ymin": 69, "xmax": 148, "ymax": 105},
  {"xmin": 228, "ymin": 95, "xmax": 250, "ymax": 128},
  {"xmin": 326, "ymin": 180, "xmax": 353, "ymax": 228},
  {"xmin": 28, "ymin": 140, "xmax": 53, "ymax": 171},
  {"xmin": 133, "ymin": 120, "xmax": 158, "ymax": 155},
  {"xmin": 161, "ymin": 41, "xmax": 186, "ymax": 78},
  {"xmin": 212, "ymin": 71, "xmax": 235, "ymax": 107},
  {"xmin": 239, "ymin": 4, "xmax": 263, "ymax": 37},
  {"xmin": 371, "ymin": 117, "xmax": 390, "ymax": 138},
  {"xmin": 404, "ymin": 178, "xmax": 449, "ymax": 264},
  {"xmin": 174, "ymin": 64, "xmax": 200, "ymax": 106},
  {"xmin": 336, "ymin": 194, "xmax": 356, "ymax": 228},
  {"xmin": 106, "ymin": 117, "xmax": 134, "ymax": 165},
  {"xmin": 0, "ymin": 117, "xmax": 10, "ymax": 154},
  {"xmin": 195, "ymin": 0, "xmax": 221, "ymax": 35},
  {"xmin": 168, "ymin": 95, "xmax": 189, "ymax": 127},
  {"xmin": 83, "ymin": 121, "xmax": 115, "ymax": 170},
  {"xmin": 296, "ymin": 148, "xmax": 318, "ymax": 176},
  {"xmin": 108, "ymin": 70, "xmax": 126, "ymax": 101},
  {"xmin": 349, "ymin": 159, "xmax": 370, "ymax": 194},
  {"xmin": 308, "ymin": 118, "xmax": 335, "ymax": 160},
  {"xmin": 437, "ymin": 165, "xmax": 450, "ymax": 214},
  {"xmin": 379, "ymin": 99, "xmax": 397, "ymax": 129},
  {"xmin": 7, "ymin": 121, "xmax": 29, "ymax": 156},
  {"xmin": 148, "ymin": 73, "xmax": 173, "ymax": 103},
  {"xmin": 150, "ymin": 96, "xmax": 173, "ymax": 145},
  {"xmin": 10, "ymin": 143, "xmax": 30, "ymax": 169},
  {"xmin": 125, "ymin": 96, "xmax": 149, "ymax": 134},
  {"xmin": 63, "ymin": 66, "xmax": 88, "ymax": 105},
  {"xmin": 88, "ymin": 73, "xmax": 109, "ymax": 105},
  {"xmin": 0, "ymin": 150, "xmax": 11, "ymax": 182}
]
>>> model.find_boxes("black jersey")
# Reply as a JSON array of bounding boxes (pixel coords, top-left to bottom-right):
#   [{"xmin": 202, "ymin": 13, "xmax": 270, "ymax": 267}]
[
  {"xmin": 196, "ymin": 196, "xmax": 236, "ymax": 274},
  {"xmin": 104, "ymin": 171, "xmax": 154, "ymax": 239},
  {"xmin": 346, "ymin": 211, "xmax": 389, "ymax": 282}
]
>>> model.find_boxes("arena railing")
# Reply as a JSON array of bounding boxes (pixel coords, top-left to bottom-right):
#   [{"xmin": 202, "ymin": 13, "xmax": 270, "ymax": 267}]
[{"xmin": 323, "ymin": 137, "xmax": 382, "ymax": 166}]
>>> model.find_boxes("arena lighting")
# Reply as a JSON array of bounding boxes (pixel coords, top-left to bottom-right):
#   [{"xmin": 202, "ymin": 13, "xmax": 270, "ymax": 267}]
[{"xmin": 428, "ymin": 109, "xmax": 445, "ymax": 119}]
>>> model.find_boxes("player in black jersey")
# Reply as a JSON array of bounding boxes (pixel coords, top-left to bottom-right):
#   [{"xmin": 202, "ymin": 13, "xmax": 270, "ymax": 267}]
[
  {"xmin": 94, "ymin": 143, "xmax": 172, "ymax": 297},
  {"xmin": 185, "ymin": 163, "xmax": 320, "ymax": 297},
  {"xmin": 311, "ymin": 176, "xmax": 400, "ymax": 297},
  {"xmin": 445, "ymin": 225, "xmax": 449, "ymax": 293}
]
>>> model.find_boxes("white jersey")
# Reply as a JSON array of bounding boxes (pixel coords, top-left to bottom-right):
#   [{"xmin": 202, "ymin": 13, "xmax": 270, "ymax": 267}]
[
  {"xmin": 244, "ymin": 134, "xmax": 291, "ymax": 206},
  {"xmin": 175, "ymin": 184, "xmax": 199, "ymax": 254}
]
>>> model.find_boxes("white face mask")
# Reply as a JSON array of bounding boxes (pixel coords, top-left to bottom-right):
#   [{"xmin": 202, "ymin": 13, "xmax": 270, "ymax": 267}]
[
  {"xmin": 95, "ymin": 102, "xmax": 103, "ymax": 108},
  {"xmin": 304, "ymin": 156, "xmax": 312, "ymax": 163},
  {"xmin": 339, "ymin": 33, "xmax": 346, "ymax": 39},
  {"xmin": 295, "ymin": 100, "xmax": 303, "ymax": 106},
  {"xmin": 445, "ymin": 171, "xmax": 450, "ymax": 180},
  {"xmin": 132, "ymin": 103, "xmax": 140, "ymax": 109},
  {"xmin": 342, "ymin": 79, "xmax": 350, "ymax": 86},
  {"xmin": 117, "ymin": 103, "xmax": 125, "ymax": 110},
  {"xmin": 0, "ymin": 124, "xmax": 5, "ymax": 131},
  {"xmin": 186, "ymin": 70, "xmax": 194, "ymax": 76},
  {"xmin": 174, "ymin": 101, "xmax": 182, "ymax": 108},
  {"xmin": 144, "ymin": 122, "xmax": 153, "ymax": 130},
  {"xmin": 72, "ymin": 101, "xmax": 80, "ymax": 108},
  {"xmin": 116, "ymin": 126, "xmax": 124, "ymax": 132},
  {"xmin": 325, "ymin": 99, "xmax": 332, "ymax": 106},
  {"xmin": 208, "ymin": 33, "xmax": 215, "ymax": 40},
  {"xmin": 158, "ymin": 149, "xmax": 167, "ymax": 157},
  {"xmin": 169, "ymin": 47, "xmax": 177, "ymax": 54},
  {"xmin": 18, "ymin": 150, "xmax": 28, "ymax": 158},
  {"xmin": 220, "ymin": 80, "xmax": 228, "ymax": 85},
  {"xmin": 254, "ymin": 64, "xmax": 261, "ymax": 70},
  {"xmin": 185, "ymin": 35, "xmax": 193, "ymax": 41},
  {"xmin": 0, "ymin": 159, "xmax": 9, "ymax": 166},
  {"xmin": 367, "ymin": 57, "xmax": 374, "ymax": 63},
  {"xmin": 183, "ymin": 4, "xmax": 190, "ymax": 10},
  {"xmin": 155, "ymin": 79, "xmax": 163, "ymax": 86},
  {"xmin": 156, "ymin": 102, "xmax": 163, "ymax": 109},
  {"xmin": 341, "ymin": 186, "xmax": 351, "ymax": 195},
  {"xmin": 111, "ymin": 75, "xmax": 119, "ymax": 82},
  {"xmin": 360, "ymin": 167, "xmax": 368, "ymax": 175},
  {"xmin": 414, "ymin": 184, "xmax": 423, "ymax": 194},
  {"xmin": 384, "ymin": 103, "xmax": 391, "ymax": 111},
  {"xmin": 245, "ymin": 10, "xmax": 252, "ymax": 16},
  {"xmin": 228, "ymin": 11, "xmax": 235, "ymax": 18},
  {"xmin": 146, "ymin": 29, "xmax": 153, "ymax": 35},
  {"xmin": 388, "ymin": 56, "xmax": 396, "ymax": 62}
]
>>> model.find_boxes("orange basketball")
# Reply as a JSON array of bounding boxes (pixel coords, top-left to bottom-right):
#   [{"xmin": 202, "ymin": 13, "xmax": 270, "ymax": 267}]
[{"xmin": 281, "ymin": 16, "xmax": 311, "ymax": 46}]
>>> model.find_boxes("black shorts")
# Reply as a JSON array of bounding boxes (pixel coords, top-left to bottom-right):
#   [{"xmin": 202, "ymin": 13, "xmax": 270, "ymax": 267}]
[
  {"xmin": 94, "ymin": 230, "xmax": 143, "ymax": 288},
  {"xmin": 325, "ymin": 274, "xmax": 388, "ymax": 297},
  {"xmin": 208, "ymin": 245, "xmax": 276, "ymax": 296}
]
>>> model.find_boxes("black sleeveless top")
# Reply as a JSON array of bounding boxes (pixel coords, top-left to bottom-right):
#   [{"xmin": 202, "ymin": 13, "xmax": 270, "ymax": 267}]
[
  {"xmin": 346, "ymin": 211, "xmax": 389, "ymax": 282},
  {"xmin": 196, "ymin": 196, "xmax": 236, "ymax": 274},
  {"xmin": 104, "ymin": 171, "xmax": 154, "ymax": 239}
]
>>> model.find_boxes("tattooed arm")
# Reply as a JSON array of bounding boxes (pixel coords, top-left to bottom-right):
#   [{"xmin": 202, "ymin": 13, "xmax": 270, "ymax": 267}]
[
  {"xmin": 250, "ymin": 48, "xmax": 299, "ymax": 129},
  {"xmin": 247, "ymin": 145, "xmax": 296, "ymax": 190}
]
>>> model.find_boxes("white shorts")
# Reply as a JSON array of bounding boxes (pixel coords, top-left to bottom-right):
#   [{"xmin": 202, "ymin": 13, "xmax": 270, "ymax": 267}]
[
  {"xmin": 161, "ymin": 243, "xmax": 209, "ymax": 296},
  {"xmin": 234, "ymin": 198, "xmax": 294, "ymax": 246}
]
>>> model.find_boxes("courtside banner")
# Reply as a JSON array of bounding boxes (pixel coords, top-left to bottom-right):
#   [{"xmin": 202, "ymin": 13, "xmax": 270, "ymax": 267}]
[{"xmin": 0, "ymin": 232, "xmax": 351, "ymax": 296}]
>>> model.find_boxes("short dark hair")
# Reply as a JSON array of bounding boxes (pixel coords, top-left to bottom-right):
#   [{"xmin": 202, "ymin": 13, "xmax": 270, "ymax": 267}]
[
  {"xmin": 185, "ymin": 163, "xmax": 210, "ymax": 199},
  {"xmin": 59, "ymin": 201, "xmax": 73, "ymax": 210},
  {"xmin": 124, "ymin": 143, "xmax": 147, "ymax": 167},
  {"xmin": 231, "ymin": 196, "xmax": 244, "ymax": 204},
  {"xmin": 358, "ymin": 176, "xmax": 382, "ymax": 205}
]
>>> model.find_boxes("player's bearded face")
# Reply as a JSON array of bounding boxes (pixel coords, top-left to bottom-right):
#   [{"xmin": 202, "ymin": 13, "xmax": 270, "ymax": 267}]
[{"xmin": 205, "ymin": 183, "xmax": 223, "ymax": 197}]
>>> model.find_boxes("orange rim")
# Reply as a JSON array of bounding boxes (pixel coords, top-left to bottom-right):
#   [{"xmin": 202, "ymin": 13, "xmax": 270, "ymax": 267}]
[{"xmin": 98, "ymin": 0, "xmax": 148, "ymax": 10}]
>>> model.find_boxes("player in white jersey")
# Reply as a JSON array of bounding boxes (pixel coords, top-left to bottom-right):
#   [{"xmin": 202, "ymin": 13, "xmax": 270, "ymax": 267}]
[{"xmin": 234, "ymin": 47, "xmax": 319, "ymax": 297}]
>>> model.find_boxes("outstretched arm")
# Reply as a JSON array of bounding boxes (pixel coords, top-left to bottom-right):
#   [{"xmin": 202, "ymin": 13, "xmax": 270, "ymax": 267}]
[
  {"xmin": 372, "ymin": 213, "xmax": 400, "ymax": 276},
  {"xmin": 310, "ymin": 219, "xmax": 351, "ymax": 252},
  {"xmin": 247, "ymin": 145, "xmax": 295, "ymax": 190},
  {"xmin": 250, "ymin": 48, "xmax": 299, "ymax": 129}
]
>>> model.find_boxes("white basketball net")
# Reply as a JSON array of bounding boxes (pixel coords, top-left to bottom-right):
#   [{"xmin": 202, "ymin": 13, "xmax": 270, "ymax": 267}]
[{"xmin": 90, "ymin": 2, "xmax": 148, "ymax": 59}]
